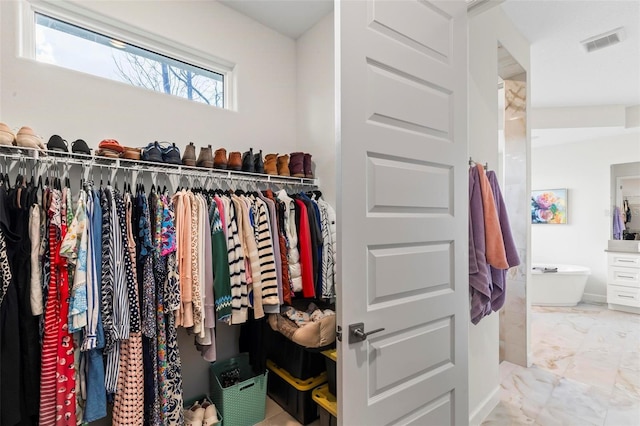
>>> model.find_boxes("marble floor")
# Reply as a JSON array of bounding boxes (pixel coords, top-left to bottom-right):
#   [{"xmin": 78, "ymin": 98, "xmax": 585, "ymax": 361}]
[
  {"xmin": 483, "ymin": 303, "xmax": 640, "ymax": 425},
  {"xmin": 255, "ymin": 397, "xmax": 320, "ymax": 426}
]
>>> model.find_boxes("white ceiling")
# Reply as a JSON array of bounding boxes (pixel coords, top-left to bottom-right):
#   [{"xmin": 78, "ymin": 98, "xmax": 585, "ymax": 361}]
[
  {"xmin": 217, "ymin": 0, "xmax": 333, "ymax": 39},
  {"xmin": 219, "ymin": 0, "xmax": 639, "ymax": 109},
  {"xmin": 501, "ymin": 0, "xmax": 640, "ymax": 108},
  {"xmin": 218, "ymin": 0, "xmax": 639, "ymax": 146}
]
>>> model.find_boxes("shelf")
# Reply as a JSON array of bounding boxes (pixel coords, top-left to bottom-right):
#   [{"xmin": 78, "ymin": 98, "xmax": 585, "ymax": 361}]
[{"xmin": 0, "ymin": 145, "xmax": 318, "ymax": 187}]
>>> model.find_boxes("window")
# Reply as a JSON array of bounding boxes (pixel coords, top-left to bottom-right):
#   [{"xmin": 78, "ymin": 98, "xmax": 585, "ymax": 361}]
[{"xmin": 34, "ymin": 12, "xmax": 226, "ymax": 108}]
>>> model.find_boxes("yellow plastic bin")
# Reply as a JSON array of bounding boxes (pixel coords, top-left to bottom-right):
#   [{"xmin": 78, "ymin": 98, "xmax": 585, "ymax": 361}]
[{"xmin": 312, "ymin": 384, "xmax": 337, "ymax": 426}]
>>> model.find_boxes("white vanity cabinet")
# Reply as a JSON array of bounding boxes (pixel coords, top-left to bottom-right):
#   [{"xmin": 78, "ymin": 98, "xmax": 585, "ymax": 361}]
[{"xmin": 608, "ymin": 251, "xmax": 640, "ymax": 313}]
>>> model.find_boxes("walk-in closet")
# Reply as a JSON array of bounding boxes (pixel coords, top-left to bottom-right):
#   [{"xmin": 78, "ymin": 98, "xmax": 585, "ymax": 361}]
[{"xmin": 1, "ymin": 0, "xmax": 471, "ymax": 425}]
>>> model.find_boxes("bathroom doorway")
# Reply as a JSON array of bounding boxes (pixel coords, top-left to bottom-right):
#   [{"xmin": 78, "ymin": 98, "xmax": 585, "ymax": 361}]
[{"xmin": 497, "ymin": 42, "xmax": 530, "ymax": 367}]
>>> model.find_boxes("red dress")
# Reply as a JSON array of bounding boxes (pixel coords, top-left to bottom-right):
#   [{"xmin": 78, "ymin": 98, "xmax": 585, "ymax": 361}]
[
  {"xmin": 295, "ymin": 199, "xmax": 315, "ymax": 298},
  {"xmin": 56, "ymin": 192, "xmax": 76, "ymax": 425}
]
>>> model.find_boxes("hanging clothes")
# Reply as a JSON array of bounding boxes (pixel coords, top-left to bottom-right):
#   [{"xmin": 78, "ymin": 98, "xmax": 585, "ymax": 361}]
[
  {"xmin": 468, "ymin": 165, "xmax": 520, "ymax": 324},
  {"xmin": 486, "ymin": 171, "xmax": 520, "ymax": 311},
  {"xmin": 0, "ymin": 156, "xmax": 338, "ymax": 425}
]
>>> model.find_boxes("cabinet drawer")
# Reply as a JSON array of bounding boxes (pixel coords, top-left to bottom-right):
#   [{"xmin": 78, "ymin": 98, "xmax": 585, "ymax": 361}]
[
  {"xmin": 609, "ymin": 253, "xmax": 640, "ymax": 268},
  {"xmin": 608, "ymin": 285, "xmax": 640, "ymax": 307},
  {"xmin": 608, "ymin": 266, "xmax": 640, "ymax": 287}
]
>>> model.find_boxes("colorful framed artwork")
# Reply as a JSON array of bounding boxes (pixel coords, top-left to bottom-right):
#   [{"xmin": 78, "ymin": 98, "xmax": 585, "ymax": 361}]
[{"xmin": 531, "ymin": 189, "xmax": 568, "ymax": 224}]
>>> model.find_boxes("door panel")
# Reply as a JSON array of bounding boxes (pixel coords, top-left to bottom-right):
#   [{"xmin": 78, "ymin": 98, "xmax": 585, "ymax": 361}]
[{"xmin": 337, "ymin": 0, "xmax": 468, "ymax": 424}]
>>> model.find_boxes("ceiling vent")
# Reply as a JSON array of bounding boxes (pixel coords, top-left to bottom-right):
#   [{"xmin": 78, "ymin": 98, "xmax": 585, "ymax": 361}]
[{"xmin": 581, "ymin": 27, "xmax": 625, "ymax": 53}]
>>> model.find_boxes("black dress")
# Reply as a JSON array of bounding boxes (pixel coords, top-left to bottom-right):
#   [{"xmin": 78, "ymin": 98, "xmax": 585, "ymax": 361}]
[{"xmin": 4, "ymin": 180, "xmax": 41, "ymax": 426}]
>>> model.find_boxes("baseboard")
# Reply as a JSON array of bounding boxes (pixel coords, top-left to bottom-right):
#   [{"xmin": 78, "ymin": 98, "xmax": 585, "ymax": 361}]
[
  {"xmin": 469, "ymin": 386, "xmax": 500, "ymax": 426},
  {"xmin": 582, "ymin": 293, "xmax": 606, "ymax": 304}
]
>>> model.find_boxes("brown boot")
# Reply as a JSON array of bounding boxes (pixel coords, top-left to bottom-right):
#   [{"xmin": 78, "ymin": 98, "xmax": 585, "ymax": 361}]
[
  {"xmin": 214, "ymin": 148, "xmax": 228, "ymax": 169},
  {"xmin": 277, "ymin": 154, "xmax": 290, "ymax": 176},
  {"xmin": 304, "ymin": 153, "xmax": 313, "ymax": 179},
  {"xmin": 196, "ymin": 145, "xmax": 214, "ymax": 168},
  {"xmin": 182, "ymin": 142, "xmax": 196, "ymax": 166},
  {"xmin": 264, "ymin": 154, "xmax": 278, "ymax": 175},
  {"xmin": 228, "ymin": 151, "xmax": 242, "ymax": 171},
  {"xmin": 289, "ymin": 152, "xmax": 304, "ymax": 177}
]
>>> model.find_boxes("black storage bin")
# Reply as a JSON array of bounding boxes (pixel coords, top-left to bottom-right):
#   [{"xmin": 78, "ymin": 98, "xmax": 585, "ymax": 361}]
[
  {"xmin": 313, "ymin": 384, "xmax": 337, "ymax": 426},
  {"xmin": 318, "ymin": 405, "xmax": 338, "ymax": 426},
  {"xmin": 266, "ymin": 360, "xmax": 327, "ymax": 425},
  {"xmin": 322, "ymin": 349, "xmax": 337, "ymax": 398},
  {"xmin": 265, "ymin": 324, "xmax": 326, "ymax": 380}
]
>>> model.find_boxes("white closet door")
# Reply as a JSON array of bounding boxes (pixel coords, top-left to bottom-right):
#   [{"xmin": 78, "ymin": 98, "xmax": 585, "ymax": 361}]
[{"xmin": 336, "ymin": 0, "xmax": 469, "ymax": 424}]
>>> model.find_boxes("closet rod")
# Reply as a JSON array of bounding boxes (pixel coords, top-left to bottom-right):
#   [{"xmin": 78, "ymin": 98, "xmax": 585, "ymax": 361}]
[{"xmin": 0, "ymin": 145, "xmax": 318, "ymax": 186}]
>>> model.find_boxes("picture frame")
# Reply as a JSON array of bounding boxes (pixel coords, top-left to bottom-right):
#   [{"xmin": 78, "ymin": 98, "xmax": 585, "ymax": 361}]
[{"xmin": 531, "ymin": 188, "xmax": 568, "ymax": 224}]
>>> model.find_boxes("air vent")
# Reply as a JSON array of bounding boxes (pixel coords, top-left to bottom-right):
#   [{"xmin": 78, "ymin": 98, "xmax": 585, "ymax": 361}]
[{"xmin": 581, "ymin": 27, "xmax": 625, "ymax": 53}]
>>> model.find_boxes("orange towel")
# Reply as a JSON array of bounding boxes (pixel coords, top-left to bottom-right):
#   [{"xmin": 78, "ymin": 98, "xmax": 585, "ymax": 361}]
[{"xmin": 477, "ymin": 164, "xmax": 508, "ymax": 269}]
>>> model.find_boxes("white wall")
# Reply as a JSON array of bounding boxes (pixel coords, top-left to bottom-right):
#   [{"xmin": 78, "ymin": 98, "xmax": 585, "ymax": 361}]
[
  {"xmin": 1, "ymin": 0, "xmax": 299, "ymax": 411},
  {"xmin": 0, "ymin": 0, "xmax": 297, "ymax": 155},
  {"xmin": 468, "ymin": 5, "xmax": 531, "ymax": 425},
  {"xmin": 532, "ymin": 130, "xmax": 640, "ymax": 302},
  {"xmin": 296, "ymin": 11, "xmax": 335, "ymax": 206}
]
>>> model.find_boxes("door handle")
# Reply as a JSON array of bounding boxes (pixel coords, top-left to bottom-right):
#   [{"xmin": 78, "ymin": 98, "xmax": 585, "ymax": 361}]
[{"xmin": 349, "ymin": 322, "xmax": 385, "ymax": 344}]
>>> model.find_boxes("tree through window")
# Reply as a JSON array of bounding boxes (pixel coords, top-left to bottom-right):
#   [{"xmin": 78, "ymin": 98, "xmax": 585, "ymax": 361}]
[{"xmin": 35, "ymin": 13, "xmax": 225, "ymax": 108}]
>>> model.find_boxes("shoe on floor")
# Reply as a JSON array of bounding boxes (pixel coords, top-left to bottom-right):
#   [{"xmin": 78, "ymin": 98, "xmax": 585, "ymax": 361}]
[
  {"xmin": 197, "ymin": 145, "xmax": 214, "ymax": 168},
  {"xmin": 184, "ymin": 401, "xmax": 205, "ymax": 426},
  {"xmin": 16, "ymin": 127, "xmax": 46, "ymax": 150},
  {"xmin": 228, "ymin": 151, "xmax": 242, "ymax": 171},
  {"xmin": 183, "ymin": 142, "xmax": 197, "ymax": 166},
  {"xmin": 71, "ymin": 139, "xmax": 91, "ymax": 155},
  {"xmin": 47, "ymin": 135, "xmax": 68, "ymax": 153},
  {"xmin": 0, "ymin": 123, "xmax": 15, "ymax": 146},
  {"xmin": 201, "ymin": 400, "xmax": 219, "ymax": 426}
]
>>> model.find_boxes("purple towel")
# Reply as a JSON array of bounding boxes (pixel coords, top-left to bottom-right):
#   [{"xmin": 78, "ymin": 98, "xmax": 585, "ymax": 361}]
[
  {"xmin": 487, "ymin": 171, "xmax": 521, "ymax": 311},
  {"xmin": 469, "ymin": 167, "xmax": 492, "ymax": 324},
  {"xmin": 613, "ymin": 206, "xmax": 625, "ymax": 240}
]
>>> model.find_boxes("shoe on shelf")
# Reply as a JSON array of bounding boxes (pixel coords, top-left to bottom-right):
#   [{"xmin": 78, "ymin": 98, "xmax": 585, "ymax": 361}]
[
  {"xmin": 254, "ymin": 149, "xmax": 264, "ymax": 174},
  {"xmin": 122, "ymin": 147, "xmax": 141, "ymax": 160},
  {"xmin": 200, "ymin": 400, "xmax": 219, "ymax": 426},
  {"xmin": 214, "ymin": 148, "xmax": 228, "ymax": 169},
  {"xmin": 228, "ymin": 151, "xmax": 242, "ymax": 171},
  {"xmin": 277, "ymin": 154, "xmax": 290, "ymax": 176},
  {"xmin": 141, "ymin": 141, "xmax": 163, "ymax": 163},
  {"xmin": 304, "ymin": 153, "xmax": 314, "ymax": 179},
  {"xmin": 71, "ymin": 139, "xmax": 91, "ymax": 155},
  {"xmin": 161, "ymin": 142, "xmax": 181, "ymax": 165},
  {"xmin": 289, "ymin": 152, "xmax": 304, "ymax": 177},
  {"xmin": 0, "ymin": 123, "xmax": 16, "ymax": 146},
  {"xmin": 242, "ymin": 148, "xmax": 255, "ymax": 173},
  {"xmin": 47, "ymin": 135, "xmax": 68, "ymax": 153},
  {"xmin": 264, "ymin": 153, "xmax": 278, "ymax": 175},
  {"xmin": 16, "ymin": 127, "xmax": 46, "ymax": 150},
  {"xmin": 196, "ymin": 145, "xmax": 214, "ymax": 168},
  {"xmin": 97, "ymin": 139, "xmax": 125, "ymax": 158},
  {"xmin": 183, "ymin": 142, "xmax": 197, "ymax": 166},
  {"xmin": 184, "ymin": 400, "xmax": 205, "ymax": 426}
]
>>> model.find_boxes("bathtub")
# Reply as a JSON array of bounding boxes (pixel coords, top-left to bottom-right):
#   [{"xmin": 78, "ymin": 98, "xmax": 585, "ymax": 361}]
[{"xmin": 531, "ymin": 264, "xmax": 591, "ymax": 306}]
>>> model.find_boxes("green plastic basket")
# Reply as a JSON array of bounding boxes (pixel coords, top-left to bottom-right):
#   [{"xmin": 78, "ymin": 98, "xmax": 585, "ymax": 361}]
[{"xmin": 209, "ymin": 353, "xmax": 268, "ymax": 426}]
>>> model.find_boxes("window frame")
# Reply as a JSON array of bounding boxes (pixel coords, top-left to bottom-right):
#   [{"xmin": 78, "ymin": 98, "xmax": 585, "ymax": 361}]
[{"xmin": 20, "ymin": 0, "xmax": 236, "ymax": 110}]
